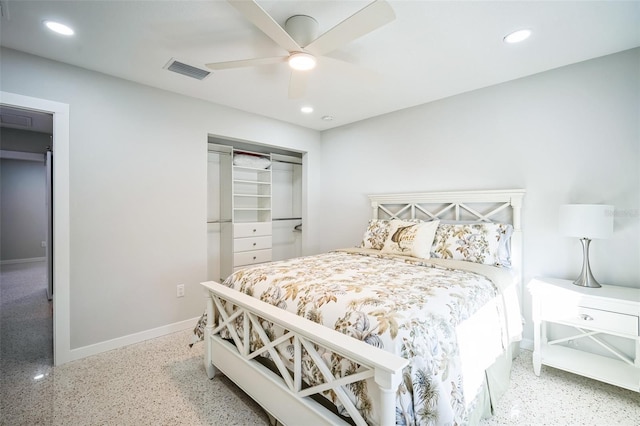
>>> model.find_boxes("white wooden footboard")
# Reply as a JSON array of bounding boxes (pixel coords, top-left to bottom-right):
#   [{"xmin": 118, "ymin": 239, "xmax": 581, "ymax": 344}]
[{"xmin": 202, "ymin": 280, "xmax": 408, "ymax": 426}]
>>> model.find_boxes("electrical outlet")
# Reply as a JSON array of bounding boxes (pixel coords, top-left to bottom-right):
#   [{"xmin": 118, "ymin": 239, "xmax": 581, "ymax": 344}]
[{"xmin": 176, "ymin": 284, "xmax": 185, "ymax": 298}]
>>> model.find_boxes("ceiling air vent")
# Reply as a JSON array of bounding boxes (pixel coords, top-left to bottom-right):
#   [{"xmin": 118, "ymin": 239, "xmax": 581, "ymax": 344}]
[
  {"xmin": 164, "ymin": 59, "xmax": 211, "ymax": 80},
  {"xmin": 0, "ymin": 112, "xmax": 32, "ymax": 128}
]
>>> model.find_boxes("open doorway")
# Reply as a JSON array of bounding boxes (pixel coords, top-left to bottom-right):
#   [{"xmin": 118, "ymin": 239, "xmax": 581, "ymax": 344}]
[
  {"xmin": 0, "ymin": 106, "xmax": 54, "ymax": 369},
  {"xmin": 0, "ymin": 92, "xmax": 70, "ymax": 367}
]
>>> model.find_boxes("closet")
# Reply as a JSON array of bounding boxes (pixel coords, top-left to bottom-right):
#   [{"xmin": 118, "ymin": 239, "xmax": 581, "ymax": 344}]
[{"xmin": 207, "ymin": 140, "xmax": 302, "ymax": 281}]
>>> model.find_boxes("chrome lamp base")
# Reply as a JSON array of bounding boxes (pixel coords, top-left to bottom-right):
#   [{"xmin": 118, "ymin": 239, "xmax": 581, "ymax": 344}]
[{"xmin": 573, "ymin": 238, "xmax": 601, "ymax": 288}]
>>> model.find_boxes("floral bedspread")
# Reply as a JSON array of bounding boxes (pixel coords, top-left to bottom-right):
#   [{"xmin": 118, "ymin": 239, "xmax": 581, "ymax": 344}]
[{"xmin": 195, "ymin": 249, "xmax": 518, "ymax": 425}]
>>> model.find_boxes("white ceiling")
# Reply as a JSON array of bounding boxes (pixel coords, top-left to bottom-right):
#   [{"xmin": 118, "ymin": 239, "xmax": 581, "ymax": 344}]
[{"xmin": 1, "ymin": 1, "xmax": 639, "ymax": 131}]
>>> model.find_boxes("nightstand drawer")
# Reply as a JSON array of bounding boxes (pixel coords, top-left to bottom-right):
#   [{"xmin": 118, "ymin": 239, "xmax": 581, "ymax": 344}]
[{"xmin": 555, "ymin": 307, "xmax": 639, "ymax": 337}]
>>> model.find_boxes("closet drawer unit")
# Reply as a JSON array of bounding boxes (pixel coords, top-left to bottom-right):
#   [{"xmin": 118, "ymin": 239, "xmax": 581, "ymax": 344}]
[
  {"xmin": 550, "ymin": 306, "xmax": 639, "ymax": 337},
  {"xmin": 234, "ymin": 222, "xmax": 272, "ymax": 238},
  {"xmin": 234, "ymin": 236, "xmax": 272, "ymax": 253},
  {"xmin": 234, "ymin": 249, "xmax": 272, "ymax": 267}
]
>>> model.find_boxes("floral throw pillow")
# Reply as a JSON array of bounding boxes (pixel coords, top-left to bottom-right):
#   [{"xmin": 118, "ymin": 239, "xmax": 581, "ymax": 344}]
[
  {"xmin": 430, "ymin": 223, "xmax": 513, "ymax": 267},
  {"xmin": 359, "ymin": 219, "xmax": 391, "ymax": 250},
  {"xmin": 381, "ymin": 220, "xmax": 440, "ymax": 259}
]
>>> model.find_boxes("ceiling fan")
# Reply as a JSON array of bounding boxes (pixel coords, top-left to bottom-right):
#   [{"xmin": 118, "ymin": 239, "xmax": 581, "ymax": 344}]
[{"xmin": 206, "ymin": 0, "xmax": 396, "ymax": 99}]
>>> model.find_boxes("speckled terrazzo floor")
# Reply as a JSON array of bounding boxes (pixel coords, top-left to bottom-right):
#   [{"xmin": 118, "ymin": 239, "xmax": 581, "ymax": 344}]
[
  {"xmin": 0, "ymin": 261, "xmax": 269, "ymax": 426},
  {"xmin": 481, "ymin": 350, "xmax": 640, "ymax": 425},
  {"xmin": 1, "ymin": 262, "xmax": 639, "ymax": 425}
]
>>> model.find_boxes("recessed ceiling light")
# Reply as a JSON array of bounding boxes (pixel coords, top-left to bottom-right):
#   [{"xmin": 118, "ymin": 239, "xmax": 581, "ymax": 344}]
[
  {"xmin": 503, "ymin": 29, "xmax": 531, "ymax": 44},
  {"xmin": 300, "ymin": 106, "xmax": 313, "ymax": 114},
  {"xmin": 321, "ymin": 115, "xmax": 334, "ymax": 121},
  {"xmin": 44, "ymin": 20, "xmax": 74, "ymax": 36},
  {"xmin": 288, "ymin": 52, "xmax": 316, "ymax": 71}
]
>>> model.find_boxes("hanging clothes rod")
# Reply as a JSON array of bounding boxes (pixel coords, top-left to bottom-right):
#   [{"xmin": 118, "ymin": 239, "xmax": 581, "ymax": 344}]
[
  {"xmin": 208, "ymin": 219, "xmax": 303, "ymax": 223},
  {"xmin": 273, "ymin": 159, "xmax": 302, "ymax": 166},
  {"xmin": 208, "ymin": 219, "xmax": 302, "ymax": 223}
]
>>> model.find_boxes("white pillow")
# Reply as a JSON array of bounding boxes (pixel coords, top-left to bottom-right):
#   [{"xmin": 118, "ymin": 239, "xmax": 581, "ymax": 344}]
[
  {"xmin": 381, "ymin": 220, "xmax": 440, "ymax": 259},
  {"xmin": 233, "ymin": 153, "xmax": 271, "ymax": 169}
]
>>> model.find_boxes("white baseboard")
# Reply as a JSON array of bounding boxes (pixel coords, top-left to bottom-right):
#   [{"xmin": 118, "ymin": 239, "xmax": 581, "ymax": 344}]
[
  {"xmin": 67, "ymin": 316, "xmax": 200, "ymax": 362},
  {"xmin": 520, "ymin": 338, "xmax": 534, "ymax": 351},
  {"xmin": 0, "ymin": 257, "xmax": 46, "ymax": 265}
]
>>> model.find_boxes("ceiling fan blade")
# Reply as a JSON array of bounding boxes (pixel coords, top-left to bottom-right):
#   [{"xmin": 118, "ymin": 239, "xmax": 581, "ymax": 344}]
[
  {"xmin": 319, "ymin": 56, "xmax": 381, "ymax": 86},
  {"xmin": 305, "ymin": 0, "xmax": 395, "ymax": 56},
  {"xmin": 206, "ymin": 56, "xmax": 287, "ymax": 70},
  {"xmin": 227, "ymin": 0, "xmax": 302, "ymax": 53},
  {"xmin": 288, "ymin": 71, "xmax": 308, "ymax": 99}
]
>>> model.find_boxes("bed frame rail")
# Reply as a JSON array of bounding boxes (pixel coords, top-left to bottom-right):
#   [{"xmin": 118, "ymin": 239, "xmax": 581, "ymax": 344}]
[{"xmin": 202, "ymin": 280, "xmax": 408, "ymax": 426}]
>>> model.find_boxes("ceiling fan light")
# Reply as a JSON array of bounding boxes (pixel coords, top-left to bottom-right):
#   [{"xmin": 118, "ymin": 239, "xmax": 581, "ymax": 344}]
[{"xmin": 288, "ymin": 53, "xmax": 316, "ymax": 71}]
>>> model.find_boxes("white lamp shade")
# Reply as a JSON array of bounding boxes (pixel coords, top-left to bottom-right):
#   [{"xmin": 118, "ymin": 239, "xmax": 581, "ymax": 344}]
[{"xmin": 559, "ymin": 204, "xmax": 614, "ymax": 239}]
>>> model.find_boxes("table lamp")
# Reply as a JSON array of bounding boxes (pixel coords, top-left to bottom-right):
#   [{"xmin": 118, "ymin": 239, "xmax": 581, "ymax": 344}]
[{"xmin": 559, "ymin": 204, "xmax": 614, "ymax": 288}]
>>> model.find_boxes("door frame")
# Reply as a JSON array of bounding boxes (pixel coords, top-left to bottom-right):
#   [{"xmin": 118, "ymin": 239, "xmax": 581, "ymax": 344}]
[
  {"xmin": 46, "ymin": 150, "xmax": 53, "ymax": 300},
  {"xmin": 1, "ymin": 91, "xmax": 71, "ymax": 366}
]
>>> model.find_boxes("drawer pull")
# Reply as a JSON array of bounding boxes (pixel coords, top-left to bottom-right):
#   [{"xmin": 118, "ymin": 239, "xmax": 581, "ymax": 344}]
[
  {"xmin": 579, "ymin": 314, "xmax": 594, "ymax": 321},
  {"xmin": 253, "ymin": 229, "xmax": 257, "ymax": 233},
  {"xmin": 253, "ymin": 243, "xmax": 257, "ymax": 246},
  {"xmin": 253, "ymin": 256, "xmax": 257, "ymax": 260}
]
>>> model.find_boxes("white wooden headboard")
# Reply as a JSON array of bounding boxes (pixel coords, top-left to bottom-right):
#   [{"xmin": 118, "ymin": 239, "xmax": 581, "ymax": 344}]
[{"xmin": 368, "ymin": 189, "xmax": 526, "ymax": 287}]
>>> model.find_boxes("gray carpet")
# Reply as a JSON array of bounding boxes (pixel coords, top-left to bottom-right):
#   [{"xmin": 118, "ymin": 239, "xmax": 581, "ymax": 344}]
[{"xmin": 1, "ymin": 261, "xmax": 638, "ymax": 425}]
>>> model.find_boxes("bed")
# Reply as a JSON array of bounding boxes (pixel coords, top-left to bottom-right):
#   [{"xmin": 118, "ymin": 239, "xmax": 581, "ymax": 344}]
[{"xmin": 194, "ymin": 189, "xmax": 525, "ymax": 425}]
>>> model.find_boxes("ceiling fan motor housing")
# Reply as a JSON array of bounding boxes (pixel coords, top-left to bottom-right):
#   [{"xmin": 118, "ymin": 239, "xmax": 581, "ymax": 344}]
[{"xmin": 284, "ymin": 15, "xmax": 319, "ymax": 47}]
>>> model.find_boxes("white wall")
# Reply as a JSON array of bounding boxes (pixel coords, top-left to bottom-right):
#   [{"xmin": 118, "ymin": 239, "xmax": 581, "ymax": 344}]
[
  {"xmin": 0, "ymin": 47, "xmax": 322, "ymax": 351},
  {"xmin": 319, "ymin": 48, "xmax": 640, "ymax": 342},
  {"xmin": 0, "ymin": 158, "xmax": 47, "ymax": 261}
]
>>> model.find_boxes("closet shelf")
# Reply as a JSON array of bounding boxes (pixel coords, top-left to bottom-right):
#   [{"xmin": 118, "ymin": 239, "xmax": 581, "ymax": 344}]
[
  {"xmin": 233, "ymin": 166, "xmax": 272, "ymax": 172},
  {"xmin": 233, "ymin": 179, "xmax": 271, "ymax": 185}
]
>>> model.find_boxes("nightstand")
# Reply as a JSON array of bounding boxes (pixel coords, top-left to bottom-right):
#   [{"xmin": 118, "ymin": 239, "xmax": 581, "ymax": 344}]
[{"xmin": 528, "ymin": 277, "xmax": 640, "ymax": 392}]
